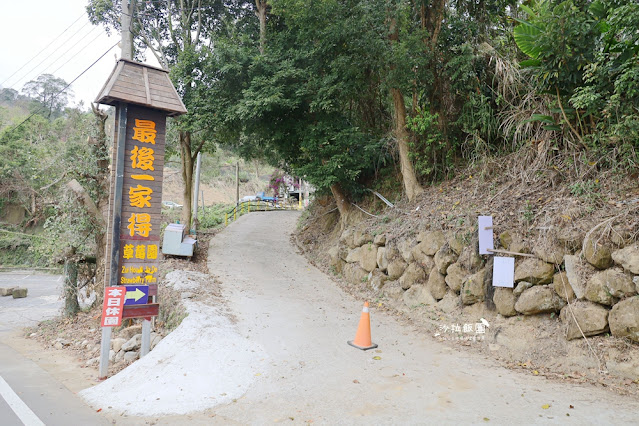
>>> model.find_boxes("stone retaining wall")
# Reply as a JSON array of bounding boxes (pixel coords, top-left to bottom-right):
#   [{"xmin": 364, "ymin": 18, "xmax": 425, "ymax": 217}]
[{"xmin": 329, "ymin": 225, "xmax": 639, "ymax": 342}]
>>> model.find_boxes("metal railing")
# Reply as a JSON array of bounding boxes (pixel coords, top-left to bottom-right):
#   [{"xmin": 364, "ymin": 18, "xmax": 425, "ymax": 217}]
[{"xmin": 224, "ymin": 200, "xmax": 301, "ymax": 226}]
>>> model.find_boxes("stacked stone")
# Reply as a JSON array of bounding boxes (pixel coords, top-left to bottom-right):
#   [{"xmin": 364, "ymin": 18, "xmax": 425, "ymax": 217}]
[
  {"xmin": 329, "ymin": 225, "xmax": 639, "ymax": 342},
  {"xmin": 63, "ymin": 325, "xmax": 163, "ymax": 367}
]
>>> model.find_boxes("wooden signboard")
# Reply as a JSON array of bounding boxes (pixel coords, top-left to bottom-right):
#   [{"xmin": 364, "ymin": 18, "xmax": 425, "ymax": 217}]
[
  {"xmin": 118, "ymin": 105, "xmax": 166, "ymax": 288},
  {"xmin": 96, "ymin": 59, "xmax": 186, "ymax": 379}
]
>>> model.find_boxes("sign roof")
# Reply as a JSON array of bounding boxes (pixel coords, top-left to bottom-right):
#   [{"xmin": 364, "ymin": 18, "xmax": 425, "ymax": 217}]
[{"xmin": 94, "ymin": 59, "xmax": 187, "ymax": 116}]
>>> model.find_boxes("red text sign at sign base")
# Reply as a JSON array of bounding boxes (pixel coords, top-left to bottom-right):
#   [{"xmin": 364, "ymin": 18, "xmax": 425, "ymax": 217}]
[{"xmin": 101, "ymin": 286, "xmax": 127, "ymax": 327}]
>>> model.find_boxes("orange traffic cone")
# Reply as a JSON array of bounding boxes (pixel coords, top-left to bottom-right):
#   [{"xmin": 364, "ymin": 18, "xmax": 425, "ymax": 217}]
[{"xmin": 348, "ymin": 301, "xmax": 378, "ymax": 350}]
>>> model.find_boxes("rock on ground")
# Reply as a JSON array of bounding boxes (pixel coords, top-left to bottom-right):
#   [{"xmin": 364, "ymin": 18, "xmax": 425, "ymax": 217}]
[
  {"xmin": 461, "ymin": 269, "xmax": 486, "ymax": 305},
  {"xmin": 612, "ymin": 244, "xmax": 639, "ymax": 274},
  {"xmin": 564, "ymin": 255, "xmax": 590, "ymax": 299},
  {"xmin": 387, "ymin": 257, "xmax": 408, "ymax": 280},
  {"xmin": 437, "ymin": 291, "xmax": 460, "ymax": 313},
  {"xmin": 415, "ymin": 231, "xmax": 446, "ymax": 256},
  {"xmin": 514, "ymin": 258, "xmax": 554, "ymax": 285},
  {"xmin": 359, "ymin": 244, "xmax": 378, "ymax": 272},
  {"xmin": 515, "ymin": 285, "xmax": 565, "ymax": 315},
  {"xmin": 111, "ymin": 338, "xmax": 127, "ymax": 353},
  {"xmin": 445, "ymin": 262, "xmax": 465, "ymax": 293},
  {"xmin": 382, "ymin": 280, "xmax": 404, "ymax": 300},
  {"xmin": 513, "ymin": 281, "xmax": 532, "ymax": 296},
  {"xmin": 373, "ymin": 234, "xmax": 386, "ymax": 246},
  {"xmin": 399, "ymin": 263, "xmax": 426, "ymax": 290},
  {"xmin": 426, "ymin": 268, "xmax": 447, "ymax": 300},
  {"xmin": 377, "ymin": 247, "xmax": 389, "ymax": 272},
  {"xmin": 458, "ymin": 242, "xmax": 483, "ymax": 272},
  {"xmin": 434, "ymin": 245, "xmax": 457, "ymax": 275},
  {"xmin": 583, "ymin": 233, "xmax": 613, "ymax": 269},
  {"xmin": 368, "ymin": 269, "xmax": 388, "ymax": 292},
  {"xmin": 560, "ymin": 301, "xmax": 609, "ymax": 340},
  {"xmin": 533, "ymin": 240, "xmax": 567, "ymax": 265},
  {"xmin": 343, "ymin": 262, "xmax": 368, "ymax": 285},
  {"xmin": 587, "ymin": 268, "xmax": 636, "ymax": 303},
  {"xmin": 0, "ymin": 287, "xmax": 15, "ymax": 296},
  {"xmin": 609, "ymin": 297, "xmax": 639, "ymax": 342},
  {"xmin": 12, "ymin": 288, "xmax": 28, "ymax": 298},
  {"xmin": 403, "ymin": 284, "xmax": 436, "ymax": 307},
  {"xmin": 121, "ymin": 334, "xmax": 142, "ymax": 352},
  {"xmin": 552, "ymin": 272, "xmax": 575, "ymax": 302},
  {"xmin": 493, "ymin": 288, "xmax": 517, "ymax": 317},
  {"xmin": 345, "ymin": 247, "xmax": 362, "ymax": 263}
]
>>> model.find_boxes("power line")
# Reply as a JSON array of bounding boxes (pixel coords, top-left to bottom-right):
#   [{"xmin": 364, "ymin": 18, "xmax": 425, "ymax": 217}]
[
  {"xmin": 0, "ymin": 11, "xmax": 87, "ymax": 87},
  {"xmin": 4, "ymin": 39, "xmax": 120, "ymax": 135},
  {"xmin": 8, "ymin": 20, "xmax": 92, "ymax": 89},
  {"xmin": 34, "ymin": 26, "xmax": 103, "ymax": 82},
  {"xmin": 50, "ymin": 31, "xmax": 108, "ymax": 77}
]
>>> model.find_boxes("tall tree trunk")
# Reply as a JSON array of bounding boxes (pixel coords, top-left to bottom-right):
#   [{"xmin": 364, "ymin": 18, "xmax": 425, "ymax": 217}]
[
  {"xmin": 425, "ymin": 0, "xmax": 446, "ymax": 48},
  {"xmin": 180, "ymin": 130, "xmax": 195, "ymax": 229},
  {"xmin": 391, "ymin": 88, "xmax": 423, "ymax": 201},
  {"xmin": 330, "ymin": 182, "xmax": 354, "ymax": 228},
  {"xmin": 255, "ymin": 0, "xmax": 268, "ymax": 54},
  {"xmin": 64, "ymin": 260, "xmax": 80, "ymax": 317},
  {"xmin": 389, "ymin": 18, "xmax": 423, "ymax": 202}
]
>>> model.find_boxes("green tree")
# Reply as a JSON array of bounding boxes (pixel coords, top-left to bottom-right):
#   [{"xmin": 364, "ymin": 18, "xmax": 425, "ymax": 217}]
[
  {"xmin": 514, "ymin": 0, "xmax": 639, "ymax": 161},
  {"xmin": 87, "ymin": 0, "xmax": 253, "ymax": 228},
  {"xmin": 0, "ymin": 104, "xmax": 111, "ymax": 314},
  {"xmin": 21, "ymin": 74, "xmax": 73, "ymax": 118},
  {"xmin": 205, "ymin": 0, "xmax": 397, "ymax": 221}
]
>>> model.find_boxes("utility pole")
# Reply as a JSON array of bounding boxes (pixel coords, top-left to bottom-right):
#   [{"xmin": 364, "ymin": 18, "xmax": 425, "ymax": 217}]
[
  {"xmin": 121, "ymin": 0, "xmax": 133, "ymax": 60},
  {"xmin": 235, "ymin": 162, "xmax": 240, "ymax": 206},
  {"xmin": 191, "ymin": 152, "xmax": 202, "ymax": 233},
  {"xmin": 304, "ymin": 179, "xmax": 309, "ymax": 207},
  {"xmin": 99, "ymin": 0, "xmax": 135, "ymax": 379},
  {"xmin": 298, "ymin": 177, "xmax": 302, "ymax": 209}
]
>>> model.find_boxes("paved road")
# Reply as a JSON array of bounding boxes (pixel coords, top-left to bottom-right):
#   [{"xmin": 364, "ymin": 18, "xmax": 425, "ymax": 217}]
[
  {"xmin": 0, "ymin": 272, "xmax": 108, "ymax": 425},
  {"xmin": 205, "ymin": 211, "xmax": 639, "ymax": 424},
  {"xmin": 0, "ymin": 272, "xmax": 63, "ymax": 333},
  {"xmin": 5, "ymin": 214, "xmax": 639, "ymax": 425}
]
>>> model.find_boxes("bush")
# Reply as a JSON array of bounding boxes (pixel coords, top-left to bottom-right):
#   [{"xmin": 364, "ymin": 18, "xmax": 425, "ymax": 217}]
[{"xmin": 198, "ymin": 204, "xmax": 232, "ymax": 229}]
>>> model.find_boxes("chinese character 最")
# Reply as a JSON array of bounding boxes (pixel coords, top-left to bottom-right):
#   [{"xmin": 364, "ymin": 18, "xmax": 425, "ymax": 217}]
[{"xmin": 132, "ymin": 119, "xmax": 157, "ymax": 144}]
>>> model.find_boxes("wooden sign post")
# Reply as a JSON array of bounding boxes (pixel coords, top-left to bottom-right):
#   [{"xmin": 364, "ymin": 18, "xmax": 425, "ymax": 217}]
[{"xmin": 95, "ymin": 59, "xmax": 186, "ymax": 379}]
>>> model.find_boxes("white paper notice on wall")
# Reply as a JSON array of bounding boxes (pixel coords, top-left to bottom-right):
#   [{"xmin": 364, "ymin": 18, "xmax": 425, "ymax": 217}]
[
  {"xmin": 478, "ymin": 215, "xmax": 494, "ymax": 255},
  {"xmin": 493, "ymin": 256, "xmax": 515, "ymax": 288}
]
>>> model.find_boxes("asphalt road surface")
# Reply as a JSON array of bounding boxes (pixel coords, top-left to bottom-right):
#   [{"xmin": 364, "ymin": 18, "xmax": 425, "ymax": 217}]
[{"xmin": 0, "ymin": 272, "xmax": 108, "ymax": 425}]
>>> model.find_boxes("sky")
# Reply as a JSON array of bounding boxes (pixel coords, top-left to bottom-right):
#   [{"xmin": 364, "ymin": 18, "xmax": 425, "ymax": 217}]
[{"xmin": 0, "ymin": 0, "xmax": 157, "ymax": 109}]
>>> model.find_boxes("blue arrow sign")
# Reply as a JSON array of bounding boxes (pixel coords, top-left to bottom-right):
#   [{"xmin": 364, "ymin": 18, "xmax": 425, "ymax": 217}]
[{"xmin": 124, "ymin": 286, "xmax": 149, "ymax": 305}]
